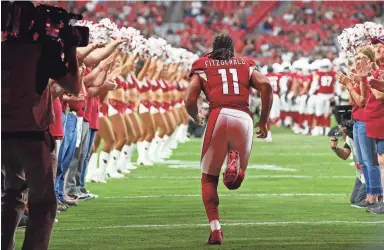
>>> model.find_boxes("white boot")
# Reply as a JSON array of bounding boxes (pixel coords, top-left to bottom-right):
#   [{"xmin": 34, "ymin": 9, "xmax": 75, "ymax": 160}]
[
  {"xmin": 152, "ymin": 136, "xmax": 166, "ymax": 163},
  {"xmin": 126, "ymin": 144, "xmax": 137, "ymax": 170},
  {"xmin": 183, "ymin": 124, "xmax": 190, "ymax": 142},
  {"xmin": 116, "ymin": 145, "xmax": 131, "ymax": 174},
  {"xmin": 97, "ymin": 151, "xmax": 110, "ymax": 183},
  {"xmin": 137, "ymin": 141, "xmax": 153, "ymax": 166},
  {"xmin": 147, "ymin": 140, "xmax": 158, "ymax": 162},
  {"xmin": 161, "ymin": 135, "xmax": 172, "ymax": 159},
  {"xmin": 106, "ymin": 149, "xmax": 125, "ymax": 178},
  {"xmin": 86, "ymin": 153, "xmax": 99, "ymax": 183},
  {"xmin": 169, "ymin": 130, "xmax": 178, "ymax": 150},
  {"xmin": 178, "ymin": 124, "xmax": 186, "ymax": 143}
]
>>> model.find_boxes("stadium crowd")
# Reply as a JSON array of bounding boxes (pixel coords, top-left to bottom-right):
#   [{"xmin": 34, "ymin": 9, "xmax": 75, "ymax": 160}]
[{"xmin": 2, "ymin": 1, "xmax": 384, "ymax": 249}]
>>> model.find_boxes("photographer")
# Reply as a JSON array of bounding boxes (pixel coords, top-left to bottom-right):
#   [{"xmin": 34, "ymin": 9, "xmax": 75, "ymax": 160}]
[
  {"xmin": 1, "ymin": 2, "xmax": 82, "ymax": 249},
  {"xmin": 330, "ymin": 128, "xmax": 366, "ymax": 206}
]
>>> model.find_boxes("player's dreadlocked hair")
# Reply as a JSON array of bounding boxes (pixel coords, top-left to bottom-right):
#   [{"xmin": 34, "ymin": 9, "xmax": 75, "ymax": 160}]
[{"xmin": 207, "ymin": 34, "xmax": 234, "ymax": 60}]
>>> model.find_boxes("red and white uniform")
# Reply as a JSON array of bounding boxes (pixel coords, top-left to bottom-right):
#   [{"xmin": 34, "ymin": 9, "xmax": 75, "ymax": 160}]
[
  {"xmin": 297, "ymin": 73, "xmax": 313, "ymax": 115},
  {"xmin": 314, "ymin": 71, "xmax": 336, "ymax": 117},
  {"xmin": 190, "ymin": 56, "xmax": 255, "ymax": 176},
  {"xmin": 159, "ymin": 79, "xmax": 171, "ymax": 113},
  {"xmin": 108, "ymin": 76, "xmax": 128, "ymax": 116},
  {"xmin": 125, "ymin": 74, "xmax": 138, "ymax": 115},
  {"xmin": 135, "ymin": 76, "xmax": 152, "ymax": 114},
  {"xmin": 147, "ymin": 78, "xmax": 161, "ymax": 114},
  {"xmin": 266, "ymin": 72, "xmax": 281, "ymax": 120}
]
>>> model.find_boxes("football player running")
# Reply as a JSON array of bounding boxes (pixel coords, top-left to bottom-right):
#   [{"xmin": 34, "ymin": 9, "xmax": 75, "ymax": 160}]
[{"xmin": 185, "ymin": 34, "xmax": 273, "ymax": 245}]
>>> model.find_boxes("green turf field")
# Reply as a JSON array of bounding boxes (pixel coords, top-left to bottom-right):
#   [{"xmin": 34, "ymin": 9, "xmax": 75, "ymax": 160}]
[{"xmin": 16, "ymin": 128, "xmax": 384, "ymax": 250}]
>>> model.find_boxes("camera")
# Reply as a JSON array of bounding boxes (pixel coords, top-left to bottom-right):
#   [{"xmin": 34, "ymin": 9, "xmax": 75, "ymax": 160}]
[
  {"xmin": 1, "ymin": 1, "xmax": 89, "ymax": 47},
  {"xmin": 334, "ymin": 105, "xmax": 354, "ymax": 138}
]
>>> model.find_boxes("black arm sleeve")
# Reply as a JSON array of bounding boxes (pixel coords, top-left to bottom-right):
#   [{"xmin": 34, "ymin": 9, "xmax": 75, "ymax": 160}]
[{"xmin": 343, "ymin": 143, "xmax": 351, "ymax": 151}]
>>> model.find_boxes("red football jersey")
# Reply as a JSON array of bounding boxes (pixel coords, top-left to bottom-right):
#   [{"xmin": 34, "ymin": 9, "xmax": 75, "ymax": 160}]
[
  {"xmin": 190, "ymin": 56, "xmax": 256, "ymax": 116},
  {"xmin": 298, "ymin": 73, "xmax": 313, "ymax": 94},
  {"xmin": 266, "ymin": 72, "xmax": 281, "ymax": 95},
  {"xmin": 316, "ymin": 71, "xmax": 336, "ymax": 94}
]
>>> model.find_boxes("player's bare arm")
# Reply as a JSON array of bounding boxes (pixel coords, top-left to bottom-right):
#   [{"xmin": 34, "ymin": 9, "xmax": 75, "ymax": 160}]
[
  {"xmin": 251, "ymin": 70, "xmax": 273, "ymax": 138},
  {"xmin": 185, "ymin": 74, "xmax": 204, "ymax": 124}
]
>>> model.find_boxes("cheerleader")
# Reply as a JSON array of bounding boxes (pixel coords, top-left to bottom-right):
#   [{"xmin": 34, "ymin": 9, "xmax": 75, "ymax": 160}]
[
  {"xmin": 116, "ymin": 53, "xmax": 140, "ymax": 172},
  {"xmin": 103, "ymin": 52, "xmax": 130, "ymax": 178},
  {"xmin": 135, "ymin": 58, "xmax": 156, "ymax": 166},
  {"xmin": 89, "ymin": 51, "xmax": 121, "ymax": 183}
]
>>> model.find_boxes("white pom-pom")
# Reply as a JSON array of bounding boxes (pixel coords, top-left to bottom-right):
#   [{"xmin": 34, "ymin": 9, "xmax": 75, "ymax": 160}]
[
  {"xmin": 364, "ymin": 21, "xmax": 384, "ymax": 38},
  {"xmin": 98, "ymin": 18, "xmax": 118, "ymax": 31}
]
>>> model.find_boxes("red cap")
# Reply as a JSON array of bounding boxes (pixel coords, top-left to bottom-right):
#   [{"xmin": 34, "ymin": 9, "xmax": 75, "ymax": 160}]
[{"xmin": 372, "ymin": 35, "xmax": 384, "ymax": 45}]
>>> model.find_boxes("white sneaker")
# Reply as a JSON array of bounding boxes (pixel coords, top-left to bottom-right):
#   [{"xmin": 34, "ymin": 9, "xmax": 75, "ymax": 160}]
[{"xmin": 292, "ymin": 124, "xmax": 301, "ymax": 134}]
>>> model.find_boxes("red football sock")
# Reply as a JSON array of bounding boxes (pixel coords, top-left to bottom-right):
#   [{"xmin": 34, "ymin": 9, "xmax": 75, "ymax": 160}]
[
  {"xmin": 201, "ymin": 173, "xmax": 220, "ymax": 222},
  {"xmin": 287, "ymin": 111, "xmax": 293, "ymax": 120},
  {"xmin": 306, "ymin": 114, "xmax": 314, "ymax": 128},
  {"xmin": 298, "ymin": 114, "xmax": 305, "ymax": 126},
  {"xmin": 293, "ymin": 112, "xmax": 299, "ymax": 125},
  {"xmin": 280, "ymin": 111, "xmax": 286, "ymax": 122}
]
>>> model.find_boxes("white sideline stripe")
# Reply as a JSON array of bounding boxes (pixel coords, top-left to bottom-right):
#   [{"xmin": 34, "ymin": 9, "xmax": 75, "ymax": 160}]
[
  {"xmin": 174, "ymin": 152, "xmax": 333, "ymax": 156},
  {"xmin": 103, "ymin": 193, "xmax": 347, "ymax": 199},
  {"xmin": 54, "ymin": 221, "xmax": 384, "ymax": 231},
  {"xmin": 128, "ymin": 175, "xmax": 356, "ymax": 179}
]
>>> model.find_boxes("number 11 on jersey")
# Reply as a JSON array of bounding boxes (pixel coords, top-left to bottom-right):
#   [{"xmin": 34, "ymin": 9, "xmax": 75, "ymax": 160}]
[{"xmin": 218, "ymin": 68, "xmax": 239, "ymax": 95}]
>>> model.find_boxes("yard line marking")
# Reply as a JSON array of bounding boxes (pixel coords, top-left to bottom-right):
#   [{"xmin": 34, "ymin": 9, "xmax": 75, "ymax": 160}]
[
  {"xmin": 48, "ymin": 221, "xmax": 384, "ymax": 231},
  {"xmin": 103, "ymin": 193, "xmax": 347, "ymax": 199},
  {"xmin": 128, "ymin": 175, "xmax": 356, "ymax": 180},
  {"xmin": 174, "ymin": 152, "xmax": 333, "ymax": 156},
  {"xmin": 167, "ymin": 163, "xmax": 297, "ymax": 172}
]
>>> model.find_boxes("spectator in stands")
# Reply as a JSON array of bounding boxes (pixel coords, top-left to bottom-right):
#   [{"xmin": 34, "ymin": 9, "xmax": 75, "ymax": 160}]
[{"xmin": 263, "ymin": 16, "xmax": 274, "ymax": 34}]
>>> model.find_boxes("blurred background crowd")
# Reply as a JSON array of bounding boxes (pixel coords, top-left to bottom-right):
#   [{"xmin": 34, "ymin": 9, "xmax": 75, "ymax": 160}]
[{"xmin": 48, "ymin": 0, "xmax": 384, "ymax": 66}]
